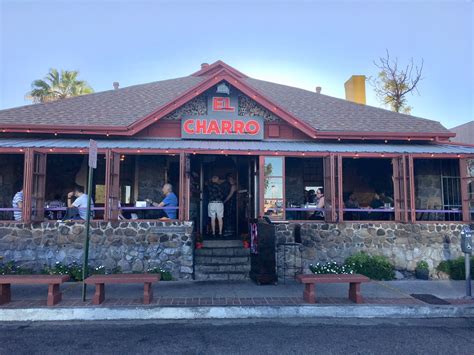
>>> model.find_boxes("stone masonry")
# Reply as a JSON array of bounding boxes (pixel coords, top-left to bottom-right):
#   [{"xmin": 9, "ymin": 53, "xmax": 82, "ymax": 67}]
[
  {"xmin": 0, "ymin": 221, "xmax": 194, "ymax": 280},
  {"xmin": 276, "ymin": 222, "xmax": 467, "ymax": 280}
]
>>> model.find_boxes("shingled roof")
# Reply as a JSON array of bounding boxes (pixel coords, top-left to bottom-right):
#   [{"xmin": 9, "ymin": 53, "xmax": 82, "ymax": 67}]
[
  {"xmin": 0, "ymin": 76, "xmax": 205, "ymax": 127},
  {"xmin": 0, "ymin": 61, "xmax": 451, "ymax": 138},
  {"xmin": 243, "ymin": 78, "xmax": 448, "ymax": 135}
]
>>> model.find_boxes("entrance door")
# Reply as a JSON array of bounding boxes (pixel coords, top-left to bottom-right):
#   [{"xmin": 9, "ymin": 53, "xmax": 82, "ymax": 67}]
[{"xmin": 189, "ymin": 155, "xmax": 256, "ymax": 240}]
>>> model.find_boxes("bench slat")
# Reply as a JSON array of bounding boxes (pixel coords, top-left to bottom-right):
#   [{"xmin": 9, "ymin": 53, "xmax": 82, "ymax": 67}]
[
  {"xmin": 84, "ymin": 274, "xmax": 160, "ymax": 285},
  {"xmin": 296, "ymin": 274, "xmax": 370, "ymax": 284},
  {"xmin": 0, "ymin": 275, "xmax": 70, "ymax": 284}
]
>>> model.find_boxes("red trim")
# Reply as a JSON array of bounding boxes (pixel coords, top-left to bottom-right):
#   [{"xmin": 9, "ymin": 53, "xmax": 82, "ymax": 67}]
[
  {"xmin": 127, "ymin": 69, "xmax": 317, "ymax": 139},
  {"xmin": 191, "ymin": 60, "xmax": 248, "ymax": 78},
  {"xmin": 1, "ymin": 147, "xmax": 472, "ymax": 159}
]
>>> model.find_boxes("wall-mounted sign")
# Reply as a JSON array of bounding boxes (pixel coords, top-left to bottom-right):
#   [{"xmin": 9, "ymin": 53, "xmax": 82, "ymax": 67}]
[
  {"xmin": 181, "ymin": 86, "xmax": 264, "ymax": 140},
  {"xmin": 181, "ymin": 116, "xmax": 264, "ymax": 140}
]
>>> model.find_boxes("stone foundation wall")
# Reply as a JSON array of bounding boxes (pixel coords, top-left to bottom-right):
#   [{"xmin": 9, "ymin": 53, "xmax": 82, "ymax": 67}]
[
  {"xmin": 276, "ymin": 222, "xmax": 467, "ymax": 280},
  {"xmin": 0, "ymin": 221, "xmax": 194, "ymax": 280}
]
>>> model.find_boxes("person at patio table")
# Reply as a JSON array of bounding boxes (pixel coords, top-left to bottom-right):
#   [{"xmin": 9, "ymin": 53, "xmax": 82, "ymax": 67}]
[
  {"xmin": 310, "ymin": 188, "xmax": 325, "ymax": 220},
  {"xmin": 146, "ymin": 183, "xmax": 178, "ymax": 219},
  {"xmin": 344, "ymin": 192, "xmax": 360, "ymax": 220},
  {"xmin": 67, "ymin": 185, "xmax": 94, "ymax": 220},
  {"xmin": 379, "ymin": 191, "xmax": 394, "ymax": 206},
  {"xmin": 369, "ymin": 192, "xmax": 384, "ymax": 220},
  {"xmin": 12, "ymin": 181, "xmax": 23, "ymax": 221}
]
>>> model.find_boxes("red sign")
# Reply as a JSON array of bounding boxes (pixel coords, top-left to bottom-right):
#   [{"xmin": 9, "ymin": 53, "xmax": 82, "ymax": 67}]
[
  {"xmin": 181, "ymin": 117, "xmax": 263, "ymax": 140},
  {"xmin": 212, "ymin": 97, "xmax": 235, "ymax": 112}
]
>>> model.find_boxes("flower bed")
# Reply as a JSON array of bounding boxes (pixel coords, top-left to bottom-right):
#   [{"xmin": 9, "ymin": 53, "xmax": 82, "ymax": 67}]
[{"xmin": 0, "ymin": 261, "xmax": 174, "ymax": 281}]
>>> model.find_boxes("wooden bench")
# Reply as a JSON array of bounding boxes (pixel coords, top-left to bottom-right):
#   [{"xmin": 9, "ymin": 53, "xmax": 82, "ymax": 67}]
[
  {"xmin": 84, "ymin": 274, "xmax": 160, "ymax": 305},
  {"xmin": 0, "ymin": 275, "xmax": 70, "ymax": 306},
  {"xmin": 296, "ymin": 274, "xmax": 370, "ymax": 304}
]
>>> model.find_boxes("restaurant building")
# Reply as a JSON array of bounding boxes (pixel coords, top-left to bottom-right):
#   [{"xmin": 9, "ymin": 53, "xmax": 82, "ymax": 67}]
[{"xmin": 0, "ymin": 61, "xmax": 473, "ymax": 280}]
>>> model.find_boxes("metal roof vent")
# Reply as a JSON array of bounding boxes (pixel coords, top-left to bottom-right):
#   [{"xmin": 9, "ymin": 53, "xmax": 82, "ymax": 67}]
[
  {"xmin": 315, "ymin": 86, "xmax": 322, "ymax": 94},
  {"xmin": 113, "ymin": 82, "xmax": 119, "ymax": 90},
  {"xmin": 201, "ymin": 63, "xmax": 209, "ymax": 69},
  {"xmin": 216, "ymin": 83, "xmax": 230, "ymax": 95}
]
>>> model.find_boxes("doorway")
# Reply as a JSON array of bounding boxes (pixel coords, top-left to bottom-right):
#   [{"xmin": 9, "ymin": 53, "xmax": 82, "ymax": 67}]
[{"xmin": 189, "ymin": 155, "xmax": 258, "ymax": 240}]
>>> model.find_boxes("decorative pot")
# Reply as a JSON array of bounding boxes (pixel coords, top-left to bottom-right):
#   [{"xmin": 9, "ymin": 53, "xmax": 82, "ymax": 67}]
[
  {"xmin": 415, "ymin": 268, "xmax": 429, "ymax": 280},
  {"xmin": 243, "ymin": 241, "xmax": 250, "ymax": 249},
  {"xmin": 195, "ymin": 242, "xmax": 203, "ymax": 249}
]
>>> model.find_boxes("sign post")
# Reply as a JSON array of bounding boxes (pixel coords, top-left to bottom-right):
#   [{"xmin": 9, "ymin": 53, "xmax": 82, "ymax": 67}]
[
  {"xmin": 461, "ymin": 225, "xmax": 472, "ymax": 298},
  {"xmin": 82, "ymin": 139, "xmax": 97, "ymax": 301}
]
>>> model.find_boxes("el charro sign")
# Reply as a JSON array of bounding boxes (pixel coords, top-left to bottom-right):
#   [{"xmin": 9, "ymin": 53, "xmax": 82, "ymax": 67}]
[
  {"xmin": 181, "ymin": 117, "xmax": 263, "ymax": 140},
  {"xmin": 181, "ymin": 87, "xmax": 264, "ymax": 140}
]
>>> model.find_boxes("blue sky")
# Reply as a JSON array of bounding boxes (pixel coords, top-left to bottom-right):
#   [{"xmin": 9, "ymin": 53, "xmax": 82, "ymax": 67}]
[{"xmin": 0, "ymin": 0, "xmax": 472, "ymax": 128}]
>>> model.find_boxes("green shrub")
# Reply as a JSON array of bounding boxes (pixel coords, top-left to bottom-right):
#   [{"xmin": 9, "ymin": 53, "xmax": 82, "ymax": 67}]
[
  {"xmin": 416, "ymin": 261, "xmax": 429, "ymax": 270},
  {"xmin": 436, "ymin": 257, "xmax": 474, "ymax": 280},
  {"xmin": 310, "ymin": 262, "xmax": 354, "ymax": 275},
  {"xmin": 147, "ymin": 267, "xmax": 173, "ymax": 281},
  {"xmin": 0, "ymin": 261, "xmax": 33, "ymax": 275},
  {"xmin": 345, "ymin": 252, "xmax": 395, "ymax": 280}
]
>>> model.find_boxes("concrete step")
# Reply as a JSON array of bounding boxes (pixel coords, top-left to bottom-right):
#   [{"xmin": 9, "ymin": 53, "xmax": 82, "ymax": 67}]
[
  {"xmin": 195, "ymin": 255, "xmax": 250, "ymax": 265},
  {"xmin": 195, "ymin": 263, "xmax": 251, "ymax": 273},
  {"xmin": 202, "ymin": 240, "xmax": 243, "ymax": 248},
  {"xmin": 194, "ymin": 271, "xmax": 249, "ymax": 281},
  {"xmin": 195, "ymin": 247, "xmax": 250, "ymax": 257}
]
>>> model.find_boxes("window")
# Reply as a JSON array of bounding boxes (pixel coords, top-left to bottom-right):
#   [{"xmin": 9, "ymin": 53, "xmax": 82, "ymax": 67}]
[
  {"xmin": 115, "ymin": 154, "xmax": 180, "ymax": 220},
  {"xmin": 263, "ymin": 156, "xmax": 284, "ymax": 219},
  {"xmin": 45, "ymin": 154, "xmax": 106, "ymax": 221},
  {"xmin": 0, "ymin": 154, "xmax": 24, "ymax": 221},
  {"xmin": 414, "ymin": 159, "xmax": 461, "ymax": 221},
  {"xmin": 342, "ymin": 158, "xmax": 394, "ymax": 221},
  {"xmin": 285, "ymin": 157, "xmax": 324, "ymax": 220}
]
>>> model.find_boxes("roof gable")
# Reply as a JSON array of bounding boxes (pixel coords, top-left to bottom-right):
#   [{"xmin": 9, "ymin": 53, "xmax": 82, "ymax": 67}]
[{"xmin": 0, "ymin": 60, "xmax": 453, "ymax": 140}]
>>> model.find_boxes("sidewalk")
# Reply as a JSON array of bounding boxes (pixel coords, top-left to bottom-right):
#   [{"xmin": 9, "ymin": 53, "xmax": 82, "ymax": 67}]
[{"xmin": 1, "ymin": 280, "xmax": 473, "ymax": 321}]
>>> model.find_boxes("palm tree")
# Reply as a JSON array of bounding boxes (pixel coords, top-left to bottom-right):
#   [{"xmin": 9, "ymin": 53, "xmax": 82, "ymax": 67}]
[{"xmin": 27, "ymin": 68, "xmax": 94, "ymax": 103}]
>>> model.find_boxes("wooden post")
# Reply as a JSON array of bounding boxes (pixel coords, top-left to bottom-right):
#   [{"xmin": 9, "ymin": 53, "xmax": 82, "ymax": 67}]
[
  {"xmin": 337, "ymin": 154, "xmax": 343, "ymax": 223},
  {"xmin": 408, "ymin": 155, "xmax": 416, "ymax": 222},
  {"xmin": 459, "ymin": 158, "xmax": 470, "ymax": 222},
  {"xmin": 22, "ymin": 149, "xmax": 33, "ymax": 223}
]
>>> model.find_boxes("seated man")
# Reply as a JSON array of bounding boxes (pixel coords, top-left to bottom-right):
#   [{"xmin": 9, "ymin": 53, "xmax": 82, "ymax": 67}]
[
  {"xmin": 146, "ymin": 183, "xmax": 178, "ymax": 219},
  {"xmin": 12, "ymin": 181, "xmax": 23, "ymax": 221},
  {"xmin": 67, "ymin": 185, "xmax": 94, "ymax": 220}
]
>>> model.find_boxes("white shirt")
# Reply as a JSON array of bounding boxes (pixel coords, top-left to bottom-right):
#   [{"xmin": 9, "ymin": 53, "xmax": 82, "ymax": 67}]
[
  {"xmin": 72, "ymin": 194, "xmax": 94, "ymax": 220},
  {"xmin": 12, "ymin": 190, "xmax": 23, "ymax": 221}
]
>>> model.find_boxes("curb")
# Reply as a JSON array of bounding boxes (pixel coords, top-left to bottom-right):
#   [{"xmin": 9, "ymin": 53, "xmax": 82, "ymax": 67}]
[{"xmin": 1, "ymin": 304, "xmax": 474, "ymax": 322}]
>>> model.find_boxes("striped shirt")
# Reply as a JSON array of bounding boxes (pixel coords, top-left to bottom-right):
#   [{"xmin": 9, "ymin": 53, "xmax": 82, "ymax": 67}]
[{"xmin": 12, "ymin": 190, "xmax": 23, "ymax": 221}]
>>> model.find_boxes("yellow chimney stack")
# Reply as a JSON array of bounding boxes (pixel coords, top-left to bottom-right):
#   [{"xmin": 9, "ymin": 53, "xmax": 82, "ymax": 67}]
[{"xmin": 344, "ymin": 75, "xmax": 366, "ymax": 105}]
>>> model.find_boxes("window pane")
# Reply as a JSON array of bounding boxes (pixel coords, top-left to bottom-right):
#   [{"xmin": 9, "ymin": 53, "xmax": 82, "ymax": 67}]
[
  {"xmin": 264, "ymin": 157, "xmax": 283, "ymax": 177},
  {"xmin": 264, "ymin": 199, "xmax": 284, "ymax": 218},
  {"xmin": 264, "ymin": 177, "xmax": 283, "ymax": 199}
]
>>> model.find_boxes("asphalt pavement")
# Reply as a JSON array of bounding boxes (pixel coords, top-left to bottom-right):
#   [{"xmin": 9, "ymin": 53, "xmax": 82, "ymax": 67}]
[{"xmin": 0, "ymin": 318, "xmax": 473, "ymax": 354}]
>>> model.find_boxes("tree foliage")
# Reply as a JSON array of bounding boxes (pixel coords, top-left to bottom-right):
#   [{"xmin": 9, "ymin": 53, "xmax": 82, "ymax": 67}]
[
  {"xmin": 370, "ymin": 50, "xmax": 423, "ymax": 114},
  {"xmin": 27, "ymin": 68, "xmax": 93, "ymax": 103}
]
